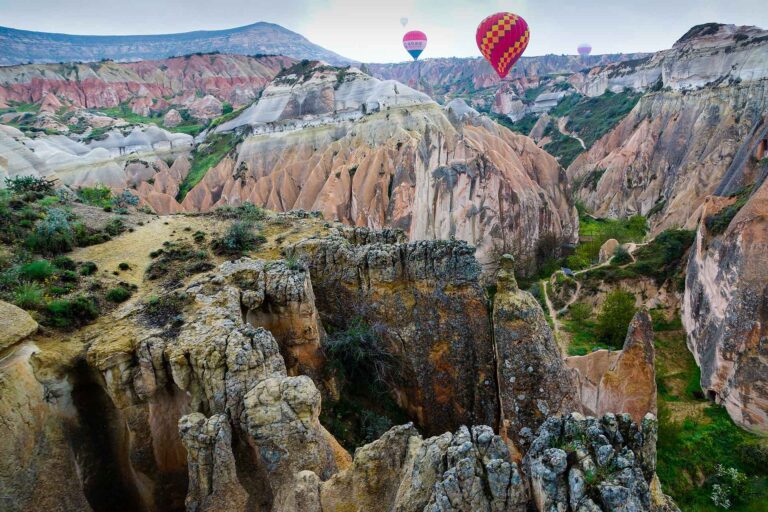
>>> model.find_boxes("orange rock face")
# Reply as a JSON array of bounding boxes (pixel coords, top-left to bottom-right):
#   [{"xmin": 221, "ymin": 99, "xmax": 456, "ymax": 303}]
[
  {"xmin": 180, "ymin": 103, "xmax": 577, "ymax": 272},
  {"xmin": 566, "ymin": 311, "xmax": 657, "ymax": 423}
]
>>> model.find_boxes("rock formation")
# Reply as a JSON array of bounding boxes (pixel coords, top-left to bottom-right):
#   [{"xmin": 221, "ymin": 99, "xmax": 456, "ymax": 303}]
[
  {"xmin": 0, "ymin": 54, "xmax": 292, "ymax": 115},
  {"xmin": 683, "ymin": 178, "xmax": 768, "ymax": 433},
  {"xmin": 492, "ymin": 255, "xmax": 579, "ymax": 452},
  {"xmin": 523, "ymin": 412, "xmax": 677, "ymax": 512},
  {"xmin": 286, "ymin": 227, "xmax": 500, "ymax": 435},
  {"xmin": 566, "ymin": 311, "xmax": 658, "ymax": 423},
  {"xmin": 568, "ymin": 24, "xmax": 768, "ymax": 233},
  {"xmin": 181, "ymin": 65, "xmax": 577, "ymax": 271}
]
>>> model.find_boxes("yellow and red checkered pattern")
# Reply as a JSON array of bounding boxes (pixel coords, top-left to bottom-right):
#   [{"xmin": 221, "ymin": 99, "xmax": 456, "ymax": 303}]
[{"xmin": 476, "ymin": 12, "xmax": 530, "ymax": 79}]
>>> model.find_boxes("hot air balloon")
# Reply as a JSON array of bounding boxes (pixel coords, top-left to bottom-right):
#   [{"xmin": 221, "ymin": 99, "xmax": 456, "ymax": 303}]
[
  {"xmin": 400, "ymin": 17, "xmax": 408, "ymax": 28},
  {"xmin": 577, "ymin": 43, "xmax": 592, "ymax": 56},
  {"xmin": 403, "ymin": 31, "xmax": 427, "ymax": 61},
  {"xmin": 476, "ymin": 12, "xmax": 530, "ymax": 79}
]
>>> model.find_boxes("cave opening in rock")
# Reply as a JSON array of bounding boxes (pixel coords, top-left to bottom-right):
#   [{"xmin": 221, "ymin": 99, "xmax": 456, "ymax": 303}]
[{"xmin": 67, "ymin": 359, "xmax": 148, "ymax": 512}]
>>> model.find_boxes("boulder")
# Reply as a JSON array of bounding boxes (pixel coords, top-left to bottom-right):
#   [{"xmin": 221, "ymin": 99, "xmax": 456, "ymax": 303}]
[
  {"xmin": 0, "ymin": 301, "xmax": 38, "ymax": 351},
  {"xmin": 599, "ymin": 239, "xmax": 620, "ymax": 264},
  {"xmin": 163, "ymin": 108, "xmax": 183, "ymax": 128}
]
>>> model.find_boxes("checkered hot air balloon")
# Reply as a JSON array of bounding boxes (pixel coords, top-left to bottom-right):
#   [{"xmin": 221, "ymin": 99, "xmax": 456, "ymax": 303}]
[
  {"xmin": 476, "ymin": 12, "xmax": 530, "ymax": 79},
  {"xmin": 403, "ymin": 30, "xmax": 427, "ymax": 61}
]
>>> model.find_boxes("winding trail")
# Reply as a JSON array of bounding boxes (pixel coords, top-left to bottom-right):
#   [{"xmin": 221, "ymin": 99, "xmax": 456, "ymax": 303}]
[{"xmin": 541, "ymin": 241, "xmax": 650, "ymax": 354}]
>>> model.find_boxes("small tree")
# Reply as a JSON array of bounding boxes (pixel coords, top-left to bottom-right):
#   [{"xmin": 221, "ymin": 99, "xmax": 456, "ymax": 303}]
[
  {"xmin": 569, "ymin": 302, "xmax": 592, "ymax": 324},
  {"xmin": 596, "ymin": 289, "xmax": 636, "ymax": 348}
]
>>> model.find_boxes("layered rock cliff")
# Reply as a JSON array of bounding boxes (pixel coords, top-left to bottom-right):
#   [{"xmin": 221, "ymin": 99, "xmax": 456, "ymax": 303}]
[
  {"xmin": 567, "ymin": 24, "xmax": 768, "ymax": 233},
  {"xmin": 0, "ymin": 54, "xmax": 293, "ymax": 114},
  {"xmin": 176, "ymin": 66, "xmax": 578, "ymax": 272},
  {"xmin": 683, "ymin": 178, "xmax": 768, "ymax": 434}
]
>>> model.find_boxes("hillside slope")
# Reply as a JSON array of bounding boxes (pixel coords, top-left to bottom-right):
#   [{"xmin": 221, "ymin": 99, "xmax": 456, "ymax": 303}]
[{"xmin": 0, "ymin": 22, "xmax": 353, "ymax": 66}]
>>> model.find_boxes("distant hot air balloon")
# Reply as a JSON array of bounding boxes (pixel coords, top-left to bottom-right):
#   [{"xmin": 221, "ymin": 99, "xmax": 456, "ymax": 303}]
[
  {"xmin": 403, "ymin": 30, "xmax": 427, "ymax": 61},
  {"xmin": 476, "ymin": 12, "xmax": 530, "ymax": 79},
  {"xmin": 577, "ymin": 43, "xmax": 592, "ymax": 56},
  {"xmin": 400, "ymin": 17, "xmax": 409, "ymax": 28}
]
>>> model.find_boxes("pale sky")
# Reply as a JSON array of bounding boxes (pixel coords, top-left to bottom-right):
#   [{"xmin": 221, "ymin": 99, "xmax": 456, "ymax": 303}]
[{"xmin": 1, "ymin": 0, "xmax": 766, "ymax": 62}]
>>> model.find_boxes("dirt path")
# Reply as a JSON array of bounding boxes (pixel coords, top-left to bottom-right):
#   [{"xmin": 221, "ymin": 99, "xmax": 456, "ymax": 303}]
[
  {"xmin": 543, "ymin": 240, "xmax": 650, "ymax": 355},
  {"xmin": 556, "ymin": 117, "xmax": 586, "ymax": 150}
]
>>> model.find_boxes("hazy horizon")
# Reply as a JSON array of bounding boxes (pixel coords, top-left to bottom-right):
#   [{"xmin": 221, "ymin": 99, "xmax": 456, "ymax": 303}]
[{"xmin": 1, "ymin": 0, "xmax": 766, "ymax": 63}]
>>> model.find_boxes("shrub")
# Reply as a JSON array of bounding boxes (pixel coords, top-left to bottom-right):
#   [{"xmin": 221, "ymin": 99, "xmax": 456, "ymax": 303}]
[
  {"xmin": 79, "ymin": 261, "xmax": 98, "ymax": 276},
  {"xmin": 20, "ymin": 260, "xmax": 55, "ymax": 281},
  {"xmin": 285, "ymin": 256, "xmax": 304, "ymax": 271},
  {"xmin": 45, "ymin": 296, "xmax": 99, "ymax": 328},
  {"xmin": 26, "ymin": 208, "xmax": 74, "ymax": 255},
  {"xmin": 77, "ymin": 185, "xmax": 112, "ymax": 208},
  {"xmin": 596, "ymin": 289, "xmax": 637, "ymax": 348},
  {"xmin": 105, "ymin": 218, "xmax": 126, "ymax": 236},
  {"xmin": 52, "ymin": 256, "xmax": 76, "ymax": 270},
  {"xmin": 325, "ymin": 318, "xmax": 394, "ymax": 387},
  {"xmin": 58, "ymin": 270, "xmax": 79, "ymax": 282},
  {"xmin": 13, "ymin": 283, "xmax": 45, "ymax": 309},
  {"xmin": 612, "ymin": 246, "xmax": 633, "ymax": 265},
  {"xmin": 569, "ymin": 302, "xmax": 592, "ymax": 324},
  {"xmin": 106, "ymin": 286, "xmax": 132, "ymax": 303},
  {"xmin": 118, "ymin": 262, "xmax": 131, "ymax": 271},
  {"xmin": 211, "ymin": 221, "xmax": 264, "ymax": 256},
  {"xmin": 5, "ymin": 175, "xmax": 55, "ymax": 195},
  {"xmin": 112, "ymin": 190, "xmax": 139, "ymax": 209}
]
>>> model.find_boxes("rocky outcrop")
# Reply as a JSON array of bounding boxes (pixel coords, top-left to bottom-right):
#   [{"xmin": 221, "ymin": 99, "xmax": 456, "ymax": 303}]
[
  {"xmin": 0, "ymin": 300, "xmax": 37, "ymax": 351},
  {"xmin": 568, "ymin": 24, "xmax": 768, "ymax": 233},
  {"xmin": 492, "ymin": 255, "xmax": 579, "ymax": 453},
  {"xmin": 312, "ymin": 423, "xmax": 527, "ymax": 512},
  {"xmin": 683, "ymin": 179, "xmax": 768, "ymax": 433},
  {"xmin": 524, "ymin": 412, "xmax": 677, "ymax": 512},
  {"xmin": 0, "ymin": 22, "xmax": 351, "ymax": 66},
  {"xmin": 286, "ymin": 227, "xmax": 500, "ymax": 435},
  {"xmin": 566, "ymin": 311, "xmax": 658, "ymax": 423},
  {"xmin": 571, "ymin": 24, "xmax": 768, "ymax": 97},
  {"xmin": 179, "ymin": 413, "xmax": 248, "ymax": 512}
]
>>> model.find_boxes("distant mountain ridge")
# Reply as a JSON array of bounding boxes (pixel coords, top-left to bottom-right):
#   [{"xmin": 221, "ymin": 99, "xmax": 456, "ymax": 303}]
[{"xmin": 0, "ymin": 22, "xmax": 354, "ymax": 66}]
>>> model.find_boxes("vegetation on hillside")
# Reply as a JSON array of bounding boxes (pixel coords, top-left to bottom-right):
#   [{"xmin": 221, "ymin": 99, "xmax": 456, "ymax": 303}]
[
  {"xmin": 176, "ymin": 131, "xmax": 242, "ymax": 201},
  {"xmin": 0, "ymin": 177, "xmax": 142, "ymax": 329},
  {"xmin": 320, "ymin": 318, "xmax": 408, "ymax": 450},
  {"xmin": 550, "ymin": 89, "xmax": 642, "ymax": 148}
]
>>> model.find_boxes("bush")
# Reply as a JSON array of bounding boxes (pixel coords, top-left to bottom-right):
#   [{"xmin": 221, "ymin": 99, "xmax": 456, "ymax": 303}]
[
  {"xmin": 105, "ymin": 218, "xmax": 126, "ymax": 236},
  {"xmin": 45, "ymin": 296, "xmax": 99, "ymax": 328},
  {"xmin": 20, "ymin": 260, "xmax": 55, "ymax": 281},
  {"xmin": 112, "ymin": 190, "xmax": 139, "ymax": 209},
  {"xmin": 569, "ymin": 302, "xmax": 592, "ymax": 324},
  {"xmin": 58, "ymin": 270, "xmax": 79, "ymax": 282},
  {"xmin": 77, "ymin": 185, "xmax": 112, "ymax": 208},
  {"xmin": 4, "ymin": 175, "xmax": 54, "ymax": 195},
  {"xmin": 79, "ymin": 261, "xmax": 98, "ymax": 276},
  {"xmin": 325, "ymin": 318, "xmax": 394, "ymax": 387},
  {"xmin": 26, "ymin": 208, "xmax": 74, "ymax": 255},
  {"xmin": 612, "ymin": 246, "xmax": 633, "ymax": 265},
  {"xmin": 106, "ymin": 286, "xmax": 132, "ymax": 303},
  {"xmin": 52, "ymin": 256, "xmax": 76, "ymax": 270},
  {"xmin": 211, "ymin": 221, "xmax": 264, "ymax": 256},
  {"xmin": 13, "ymin": 283, "xmax": 45, "ymax": 309},
  {"xmin": 595, "ymin": 289, "xmax": 637, "ymax": 348},
  {"xmin": 118, "ymin": 262, "xmax": 130, "ymax": 271}
]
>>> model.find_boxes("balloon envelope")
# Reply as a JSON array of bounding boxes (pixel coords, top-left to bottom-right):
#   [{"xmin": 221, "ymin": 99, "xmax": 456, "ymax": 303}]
[
  {"xmin": 400, "ymin": 17, "xmax": 408, "ymax": 27},
  {"xmin": 577, "ymin": 44, "xmax": 592, "ymax": 56},
  {"xmin": 403, "ymin": 30, "xmax": 427, "ymax": 60},
  {"xmin": 476, "ymin": 12, "xmax": 530, "ymax": 79}
]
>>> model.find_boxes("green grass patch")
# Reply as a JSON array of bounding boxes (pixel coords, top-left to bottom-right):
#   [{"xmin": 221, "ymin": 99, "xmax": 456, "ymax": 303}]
[
  {"xmin": 543, "ymin": 126, "xmax": 584, "ymax": 168},
  {"xmin": 551, "ymin": 90, "xmax": 642, "ymax": 148},
  {"xmin": 491, "ymin": 113, "xmax": 538, "ymax": 136},
  {"xmin": 176, "ymin": 132, "xmax": 241, "ymax": 201},
  {"xmin": 704, "ymin": 186, "xmax": 753, "ymax": 236}
]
